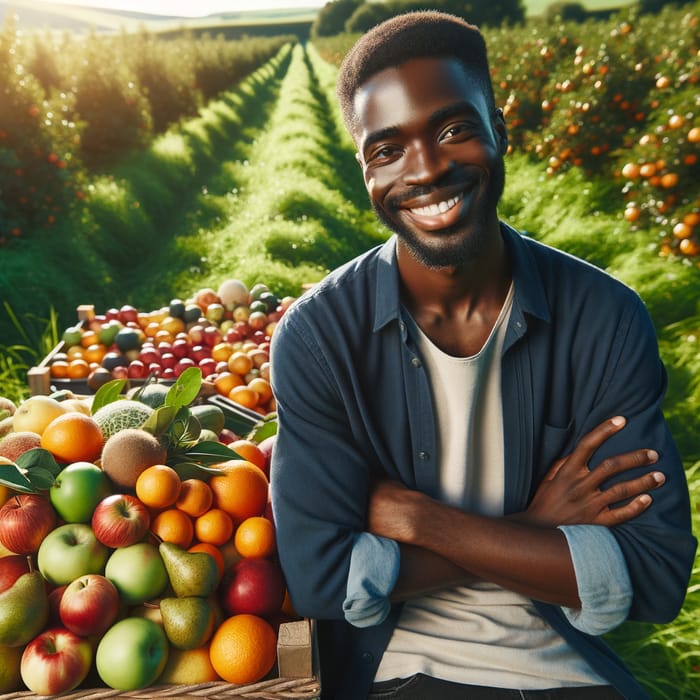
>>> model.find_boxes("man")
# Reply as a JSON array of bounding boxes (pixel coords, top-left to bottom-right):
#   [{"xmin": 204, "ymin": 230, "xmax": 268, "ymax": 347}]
[{"xmin": 270, "ymin": 11, "xmax": 696, "ymax": 700}]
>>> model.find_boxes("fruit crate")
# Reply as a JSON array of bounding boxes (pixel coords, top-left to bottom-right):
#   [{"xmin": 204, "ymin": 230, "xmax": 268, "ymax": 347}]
[
  {"xmin": 0, "ymin": 619, "xmax": 320, "ymax": 699},
  {"xmin": 27, "ymin": 305, "xmax": 176, "ymax": 397}
]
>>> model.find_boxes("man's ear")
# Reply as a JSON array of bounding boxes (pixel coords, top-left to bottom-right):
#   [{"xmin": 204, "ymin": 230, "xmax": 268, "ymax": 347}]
[{"xmin": 494, "ymin": 108, "xmax": 509, "ymax": 155}]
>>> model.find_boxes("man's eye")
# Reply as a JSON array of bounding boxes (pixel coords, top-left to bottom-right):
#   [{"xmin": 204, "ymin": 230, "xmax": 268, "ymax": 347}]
[
  {"xmin": 369, "ymin": 145, "xmax": 398, "ymax": 161},
  {"xmin": 440, "ymin": 123, "xmax": 472, "ymax": 140}
]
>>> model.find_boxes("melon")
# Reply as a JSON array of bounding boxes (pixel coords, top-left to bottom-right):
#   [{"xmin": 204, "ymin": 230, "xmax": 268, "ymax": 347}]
[{"xmin": 92, "ymin": 400, "xmax": 154, "ymax": 439}]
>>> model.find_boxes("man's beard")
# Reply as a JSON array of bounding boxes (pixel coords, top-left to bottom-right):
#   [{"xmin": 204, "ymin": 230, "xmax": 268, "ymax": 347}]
[{"xmin": 372, "ymin": 160, "xmax": 506, "ymax": 270}]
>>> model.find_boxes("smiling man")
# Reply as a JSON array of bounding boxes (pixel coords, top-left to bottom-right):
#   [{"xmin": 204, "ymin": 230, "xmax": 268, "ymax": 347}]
[{"xmin": 269, "ymin": 12, "xmax": 696, "ymax": 700}]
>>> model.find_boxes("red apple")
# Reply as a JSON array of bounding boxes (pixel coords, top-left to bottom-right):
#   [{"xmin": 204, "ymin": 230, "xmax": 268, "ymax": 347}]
[
  {"xmin": 174, "ymin": 357, "xmax": 196, "ymax": 377},
  {"xmin": 127, "ymin": 360, "xmax": 148, "ymax": 379},
  {"xmin": 20, "ymin": 627, "xmax": 92, "ymax": 695},
  {"xmin": 0, "ymin": 554, "xmax": 31, "ymax": 593},
  {"xmin": 190, "ymin": 344, "xmax": 210, "ymax": 362},
  {"xmin": 0, "ymin": 494, "xmax": 56, "ymax": 554},
  {"xmin": 118, "ymin": 305, "xmax": 139, "ymax": 324},
  {"xmin": 198, "ymin": 357, "xmax": 218, "ymax": 377},
  {"xmin": 160, "ymin": 352, "xmax": 177, "ymax": 369},
  {"xmin": 202, "ymin": 326, "xmax": 222, "ymax": 347},
  {"xmin": 221, "ymin": 557, "xmax": 286, "ymax": 617},
  {"xmin": 257, "ymin": 434, "xmax": 276, "ymax": 479},
  {"xmin": 60, "ymin": 574, "xmax": 120, "ymax": 637},
  {"xmin": 138, "ymin": 346, "xmax": 161, "ymax": 366},
  {"xmin": 91, "ymin": 494, "xmax": 150, "ymax": 548}
]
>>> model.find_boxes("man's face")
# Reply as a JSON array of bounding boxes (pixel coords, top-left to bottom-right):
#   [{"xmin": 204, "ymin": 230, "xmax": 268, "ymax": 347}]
[{"xmin": 354, "ymin": 57, "xmax": 507, "ymax": 269}]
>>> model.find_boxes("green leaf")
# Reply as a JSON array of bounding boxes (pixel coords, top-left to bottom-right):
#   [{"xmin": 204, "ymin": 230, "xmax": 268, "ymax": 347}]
[
  {"xmin": 16, "ymin": 448, "xmax": 61, "ymax": 476},
  {"xmin": 141, "ymin": 405, "xmax": 178, "ymax": 436},
  {"xmin": 0, "ymin": 464, "xmax": 34, "ymax": 493},
  {"xmin": 91, "ymin": 379, "xmax": 127, "ymax": 413},
  {"xmin": 248, "ymin": 415, "xmax": 278, "ymax": 443},
  {"xmin": 167, "ymin": 407, "xmax": 200, "ymax": 446},
  {"xmin": 183, "ymin": 439, "xmax": 242, "ymax": 462},
  {"xmin": 0, "ymin": 409, "xmax": 10, "ymax": 421},
  {"xmin": 170, "ymin": 461, "xmax": 224, "ymax": 480},
  {"xmin": 165, "ymin": 367, "xmax": 202, "ymax": 411},
  {"xmin": 27, "ymin": 467, "xmax": 58, "ymax": 491}
]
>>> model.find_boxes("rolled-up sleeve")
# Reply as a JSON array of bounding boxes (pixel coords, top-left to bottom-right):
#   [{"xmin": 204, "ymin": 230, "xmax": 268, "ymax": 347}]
[{"xmin": 558, "ymin": 525, "xmax": 632, "ymax": 635}]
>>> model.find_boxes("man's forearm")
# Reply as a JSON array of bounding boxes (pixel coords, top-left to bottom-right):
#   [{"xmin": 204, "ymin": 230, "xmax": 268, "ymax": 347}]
[{"xmin": 370, "ymin": 485, "xmax": 581, "ymax": 608}]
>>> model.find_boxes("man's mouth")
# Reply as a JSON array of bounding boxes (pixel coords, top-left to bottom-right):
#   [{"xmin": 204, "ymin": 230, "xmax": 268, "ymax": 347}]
[
  {"xmin": 407, "ymin": 193, "xmax": 463, "ymax": 217},
  {"xmin": 400, "ymin": 190, "xmax": 468, "ymax": 231}
]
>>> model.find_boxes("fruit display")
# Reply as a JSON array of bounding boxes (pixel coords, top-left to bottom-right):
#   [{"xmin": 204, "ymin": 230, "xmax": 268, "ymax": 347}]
[
  {"xmin": 0, "ymin": 370, "xmax": 317, "ymax": 696},
  {"xmin": 35, "ymin": 278, "xmax": 297, "ymax": 419}
]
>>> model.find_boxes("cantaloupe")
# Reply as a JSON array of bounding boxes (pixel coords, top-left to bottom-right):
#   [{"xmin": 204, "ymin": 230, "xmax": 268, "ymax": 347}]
[{"xmin": 92, "ymin": 400, "xmax": 154, "ymax": 439}]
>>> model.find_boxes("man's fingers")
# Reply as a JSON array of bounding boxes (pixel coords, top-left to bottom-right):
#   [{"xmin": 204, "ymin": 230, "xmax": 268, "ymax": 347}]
[
  {"xmin": 565, "ymin": 416, "xmax": 627, "ymax": 467},
  {"xmin": 595, "ymin": 493, "xmax": 654, "ymax": 527},
  {"xmin": 596, "ymin": 470, "xmax": 665, "ymax": 506},
  {"xmin": 590, "ymin": 449, "xmax": 659, "ymax": 487}
]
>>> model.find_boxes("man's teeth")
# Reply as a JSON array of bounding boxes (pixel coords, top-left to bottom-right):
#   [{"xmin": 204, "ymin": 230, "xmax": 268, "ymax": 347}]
[{"xmin": 410, "ymin": 194, "xmax": 462, "ymax": 216}]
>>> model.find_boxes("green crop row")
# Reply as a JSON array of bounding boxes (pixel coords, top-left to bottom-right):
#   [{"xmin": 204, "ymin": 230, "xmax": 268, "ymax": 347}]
[
  {"xmin": 312, "ymin": 2, "xmax": 700, "ymax": 262},
  {"xmin": 0, "ymin": 18, "xmax": 294, "ymax": 244}
]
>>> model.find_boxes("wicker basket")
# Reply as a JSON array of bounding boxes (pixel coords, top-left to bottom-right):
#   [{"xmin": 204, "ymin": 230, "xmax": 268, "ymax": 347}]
[
  {"xmin": 0, "ymin": 621, "xmax": 320, "ymax": 700},
  {"xmin": 0, "ymin": 677, "xmax": 320, "ymax": 700}
]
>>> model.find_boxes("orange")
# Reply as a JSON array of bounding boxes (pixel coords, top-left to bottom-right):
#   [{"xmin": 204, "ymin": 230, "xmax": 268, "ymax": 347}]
[
  {"xmin": 80, "ymin": 329, "xmax": 99, "ymax": 348},
  {"xmin": 40, "ymin": 412, "xmax": 104, "ymax": 463},
  {"xmin": 176, "ymin": 478, "xmax": 214, "ymax": 517},
  {"xmin": 50, "ymin": 360, "xmax": 70, "ymax": 379},
  {"xmin": 211, "ymin": 342, "xmax": 233, "ymax": 363},
  {"xmin": 209, "ymin": 461, "xmax": 269, "ymax": 523},
  {"xmin": 151, "ymin": 508, "xmax": 194, "ymax": 548},
  {"xmin": 234, "ymin": 516, "xmax": 276, "ymax": 559},
  {"xmin": 228, "ymin": 385, "xmax": 259, "ymax": 410},
  {"xmin": 209, "ymin": 614, "xmax": 277, "ymax": 685},
  {"xmin": 247, "ymin": 377, "xmax": 273, "ymax": 406},
  {"xmin": 67, "ymin": 358, "xmax": 91, "ymax": 379},
  {"xmin": 188, "ymin": 542, "xmax": 225, "ymax": 581},
  {"xmin": 194, "ymin": 508, "xmax": 234, "ymax": 546},
  {"xmin": 214, "ymin": 371, "xmax": 244, "ymax": 397},
  {"xmin": 135, "ymin": 464, "xmax": 181, "ymax": 509},
  {"xmin": 229, "ymin": 439, "xmax": 266, "ymax": 471},
  {"xmin": 227, "ymin": 351, "xmax": 253, "ymax": 377},
  {"xmin": 83, "ymin": 343, "xmax": 107, "ymax": 364}
]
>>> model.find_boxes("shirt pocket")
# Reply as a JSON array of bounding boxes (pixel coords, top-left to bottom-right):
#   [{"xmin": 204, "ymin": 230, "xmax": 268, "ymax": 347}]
[{"xmin": 538, "ymin": 420, "xmax": 575, "ymax": 476}]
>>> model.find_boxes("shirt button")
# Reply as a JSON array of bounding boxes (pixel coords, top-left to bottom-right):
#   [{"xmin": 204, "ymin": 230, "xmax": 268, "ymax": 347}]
[
  {"xmin": 411, "ymin": 357, "xmax": 422, "ymax": 367},
  {"xmin": 418, "ymin": 451, "xmax": 429, "ymax": 461},
  {"xmin": 361, "ymin": 651, "xmax": 374, "ymax": 663}
]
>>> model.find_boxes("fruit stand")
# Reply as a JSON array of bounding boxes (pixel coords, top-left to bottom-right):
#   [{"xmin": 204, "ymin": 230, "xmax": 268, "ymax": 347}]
[{"xmin": 0, "ymin": 281, "xmax": 321, "ymax": 698}]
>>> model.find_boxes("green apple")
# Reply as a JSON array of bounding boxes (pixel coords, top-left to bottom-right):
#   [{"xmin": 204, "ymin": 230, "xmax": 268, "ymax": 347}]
[
  {"xmin": 50, "ymin": 462, "xmax": 112, "ymax": 523},
  {"xmin": 37, "ymin": 523, "xmax": 109, "ymax": 586},
  {"xmin": 96, "ymin": 617, "xmax": 168, "ymax": 690},
  {"xmin": 105, "ymin": 542, "xmax": 168, "ymax": 605}
]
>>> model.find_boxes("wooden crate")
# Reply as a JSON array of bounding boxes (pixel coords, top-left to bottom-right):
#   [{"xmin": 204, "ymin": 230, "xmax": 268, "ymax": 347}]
[{"xmin": 0, "ymin": 620, "xmax": 320, "ymax": 699}]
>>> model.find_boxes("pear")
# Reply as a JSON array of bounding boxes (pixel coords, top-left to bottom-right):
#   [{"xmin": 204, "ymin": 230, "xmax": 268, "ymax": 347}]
[
  {"xmin": 159, "ymin": 542, "xmax": 218, "ymax": 598},
  {"xmin": 0, "ymin": 570, "xmax": 49, "ymax": 646},
  {"xmin": 160, "ymin": 596, "xmax": 215, "ymax": 650}
]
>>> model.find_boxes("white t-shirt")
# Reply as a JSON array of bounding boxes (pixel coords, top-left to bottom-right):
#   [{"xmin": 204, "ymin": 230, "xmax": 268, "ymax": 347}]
[{"xmin": 375, "ymin": 284, "xmax": 607, "ymax": 689}]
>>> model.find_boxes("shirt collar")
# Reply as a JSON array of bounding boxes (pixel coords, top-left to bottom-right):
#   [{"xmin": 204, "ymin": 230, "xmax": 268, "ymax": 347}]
[{"xmin": 372, "ymin": 225, "xmax": 551, "ymax": 335}]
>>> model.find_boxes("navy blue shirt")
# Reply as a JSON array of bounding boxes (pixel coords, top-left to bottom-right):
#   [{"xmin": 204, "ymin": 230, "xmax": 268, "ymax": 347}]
[{"xmin": 270, "ymin": 223, "xmax": 696, "ymax": 699}]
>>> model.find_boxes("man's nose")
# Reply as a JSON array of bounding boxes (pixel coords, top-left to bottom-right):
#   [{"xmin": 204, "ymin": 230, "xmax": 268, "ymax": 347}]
[{"xmin": 403, "ymin": 141, "xmax": 452, "ymax": 185}]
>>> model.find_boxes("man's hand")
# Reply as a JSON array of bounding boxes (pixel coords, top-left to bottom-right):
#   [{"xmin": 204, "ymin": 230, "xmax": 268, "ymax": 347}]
[{"xmin": 520, "ymin": 416, "xmax": 665, "ymax": 528}]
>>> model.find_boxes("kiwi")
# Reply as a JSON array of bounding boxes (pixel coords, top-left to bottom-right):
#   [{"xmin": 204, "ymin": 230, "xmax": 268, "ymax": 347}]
[{"xmin": 100, "ymin": 428, "xmax": 168, "ymax": 489}]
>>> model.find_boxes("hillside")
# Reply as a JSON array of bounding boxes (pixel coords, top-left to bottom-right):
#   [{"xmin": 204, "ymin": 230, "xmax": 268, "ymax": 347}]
[{"xmin": 0, "ymin": 0, "xmax": 318, "ymax": 33}]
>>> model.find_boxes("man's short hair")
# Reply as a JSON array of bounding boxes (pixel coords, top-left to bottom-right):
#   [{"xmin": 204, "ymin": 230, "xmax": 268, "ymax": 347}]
[{"xmin": 336, "ymin": 11, "xmax": 495, "ymax": 139}]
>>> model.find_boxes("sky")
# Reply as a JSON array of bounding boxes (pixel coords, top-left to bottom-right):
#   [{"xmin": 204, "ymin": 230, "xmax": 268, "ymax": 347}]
[{"xmin": 42, "ymin": 0, "xmax": 327, "ymax": 17}]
